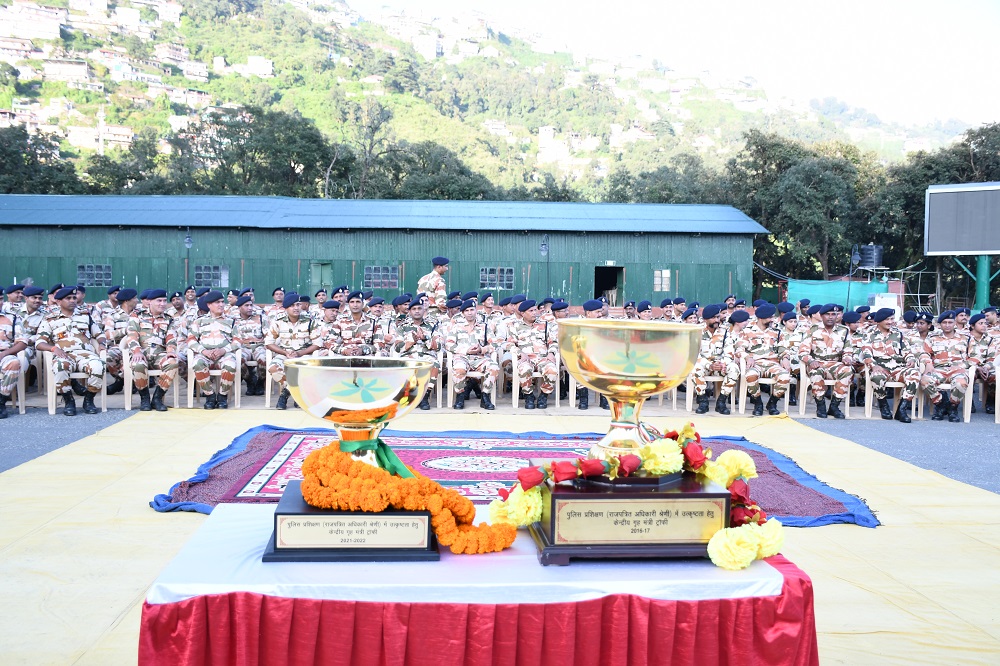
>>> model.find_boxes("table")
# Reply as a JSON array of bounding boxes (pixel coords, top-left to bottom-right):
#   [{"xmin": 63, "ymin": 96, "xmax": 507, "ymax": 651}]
[{"xmin": 140, "ymin": 504, "xmax": 818, "ymax": 666}]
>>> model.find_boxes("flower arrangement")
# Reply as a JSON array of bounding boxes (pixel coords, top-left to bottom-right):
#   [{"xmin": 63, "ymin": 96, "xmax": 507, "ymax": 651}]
[
  {"xmin": 489, "ymin": 422, "xmax": 784, "ymax": 570},
  {"xmin": 301, "ymin": 444, "xmax": 517, "ymax": 554},
  {"xmin": 324, "ymin": 404, "xmax": 398, "ymax": 424}
]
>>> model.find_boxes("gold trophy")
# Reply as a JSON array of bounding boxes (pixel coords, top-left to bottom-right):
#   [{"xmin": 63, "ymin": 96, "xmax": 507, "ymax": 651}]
[
  {"xmin": 558, "ymin": 319, "xmax": 702, "ymax": 462},
  {"xmin": 263, "ymin": 358, "xmax": 438, "ymax": 562}
]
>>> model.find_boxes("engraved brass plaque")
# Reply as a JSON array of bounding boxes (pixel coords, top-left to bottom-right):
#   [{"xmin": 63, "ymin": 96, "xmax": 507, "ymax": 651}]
[
  {"xmin": 552, "ymin": 498, "xmax": 727, "ymax": 545},
  {"xmin": 276, "ymin": 515, "xmax": 430, "ymax": 550}
]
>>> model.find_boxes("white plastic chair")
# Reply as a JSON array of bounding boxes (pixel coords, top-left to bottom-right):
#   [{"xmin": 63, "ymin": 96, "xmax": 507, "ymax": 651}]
[{"xmin": 43, "ymin": 350, "xmax": 107, "ymax": 415}]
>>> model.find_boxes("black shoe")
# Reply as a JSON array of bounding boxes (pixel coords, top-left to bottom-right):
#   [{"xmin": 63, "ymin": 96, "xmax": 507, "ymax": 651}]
[
  {"xmin": 789, "ymin": 392, "xmax": 798, "ymax": 406},
  {"xmin": 470, "ymin": 383, "xmax": 482, "ymax": 399},
  {"xmin": 828, "ymin": 398, "xmax": 845, "ymax": 419},
  {"xmin": 453, "ymin": 391, "xmax": 465, "ymax": 409},
  {"xmin": 765, "ymin": 395, "xmax": 780, "ymax": 415},
  {"xmin": 152, "ymin": 386, "xmax": 168, "ymax": 412},
  {"xmin": 62, "ymin": 391, "xmax": 77, "ymax": 416},
  {"xmin": 82, "ymin": 392, "xmax": 99, "ymax": 414},
  {"xmin": 0, "ymin": 393, "xmax": 8, "ymax": 419},
  {"xmin": 216, "ymin": 393, "xmax": 228, "ymax": 409},
  {"xmin": 751, "ymin": 394, "xmax": 764, "ymax": 416},
  {"xmin": 986, "ymin": 400, "xmax": 995, "ymax": 415},
  {"xmin": 877, "ymin": 397, "xmax": 893, "ymax": 420},
  {"xmin": 536, "ymin": 393, "xmax": 548, "ymax": 409},
  {"xmin": 947, "ymin": 401, "xmax": 961, "ymax": 423},
  {"xmin": 815, "ymin": 397, "xmax": 827, "ymax": 419},
  {"xmin": 849, "ymin": 388, "xmax": 858, "ymax": 407},
  {"xmin": 524, "ymin": 393, "xmax": 536, "ymax": 409},
  {"xmin": 106, "ymin": 377, "xmax": 125, "ymax": 395},
  {"xmin": 577, "ymin": 388, "xmax": 588, "ymax": 410},
  {"xmin": 824, "ymin": 386, "xmax": 832, "ymax": 400},
  {"xmin": 695, "ymin": 393, "xmax": 709, "ymax": 414},
  {"xmin": 418, "ymin": 389, "xmax": 431, "ymax": 410},
  {"xmin": 480, "ymin": 392, "xmax": 495, "ymax": 410},
  {"xmin": 715, "ymin": 393, "xmax": 731, "ymax": 415},
  {"xmin": 71, "ymin": 378, "xmax": 87, "ymax": 396},
  {"xmin": 138, "ymin": 388, "xmax": 152, "ymax": 411},
  {"xmin": 895, "ymin": 399, "xmax": 912, "ymax": 423},
  {"xmin": 599, "ymin": 395, "xmax": 609, "ymax": 410},
  {"xmin": 276, "ymin": 388, "xmax": 289, "ymax": 410},
  {"xmin": 245, "ymin": 370, "xmax": 257, "ymax": 396},
  {"xmin": 931, "ymin": 399, "xmax": 946, "ymax": 421},
  {"xmin": 203, "ymin": 393, "xmax": 218, "ymax": 410}
]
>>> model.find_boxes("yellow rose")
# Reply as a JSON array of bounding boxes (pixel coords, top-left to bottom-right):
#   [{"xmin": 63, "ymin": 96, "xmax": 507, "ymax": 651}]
[
  {"xmin": 678, "ymin": 422, "xmax": 698, "ymax": 443},
  {"xmin": 639, "ymin": 439, "xmax": 684, "ymax": 475},
  {"xmin": 707, "ymin": 526, "xmax": 761, "ymax": 571},
  {"xmin": 716, "ymin": 450, "xmax": 757, "ymax": 482},
  {"xmin": 700, "ymin": 459, "xmax": 733, "ymax": 488},
  {"xmin": 752, "ymin": 518, "xmax": 785, "ymax": 559},
  {"xmin": 505, "ymin": 485, "xmax": 543, "ymax": 527},
  {"xmin": 488, "ymin": 498, "xmax": 513, "ymax": 525}
]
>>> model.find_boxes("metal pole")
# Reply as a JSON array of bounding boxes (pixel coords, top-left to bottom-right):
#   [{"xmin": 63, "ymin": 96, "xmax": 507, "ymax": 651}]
[{"xmin": 976, "ymin": 254, "xmax": 991, "ymax": 310}]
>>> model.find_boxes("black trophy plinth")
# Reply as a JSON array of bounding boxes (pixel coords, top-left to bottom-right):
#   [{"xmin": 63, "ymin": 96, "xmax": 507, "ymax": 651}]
[
  {"xmin": 262, "ymin": 480, "xmax": 440, "ymax": 563},
  {"xmin": 527, "ymin": 459, "xmax": 730, "ymax": 566}
]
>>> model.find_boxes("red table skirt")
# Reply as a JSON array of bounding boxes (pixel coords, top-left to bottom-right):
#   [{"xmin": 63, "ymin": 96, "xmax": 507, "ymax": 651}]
[{"xmin": 139, "ymin": 555, "xmax": 817, "ymax": 666}]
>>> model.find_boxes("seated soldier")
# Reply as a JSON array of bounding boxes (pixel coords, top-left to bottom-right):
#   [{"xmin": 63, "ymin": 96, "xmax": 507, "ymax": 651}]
[
  {"xmin": 265, "ymin": 292, "xmax": 321, "ymax": 410},
  {"xmin": 397, "ymin": 299, "xmax": 442, "ymax": 410},
  {"xmin": 126, "ymin": 289, "xmax": 179, "ymax": 412},
  {"xmin": 234, "ymin": 295, "xmax": 267, "ymax": 396},
  {"xmin": 445, "ymin": 299, "xmax": 498, "ymax": 410},
  {"xmin": 188, "ymin": 290, "xmax": 240, "ymax": 410}
]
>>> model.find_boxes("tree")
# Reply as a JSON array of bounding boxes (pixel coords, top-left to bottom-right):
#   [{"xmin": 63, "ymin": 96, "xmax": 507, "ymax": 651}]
[
  {"xmin": 389, "ymin": 141, "xmax": 500, "ymax": 200},
  {"xmin": 0, "ymin": 127, "xmax": 85, "ymax": 194},
  {"xmin": 341, "ymin": 98, "xmax": 398, "ymax": 199},
  {"xmin": 85, "ymin": 128, "xmax": 171, "ymax": 193}
]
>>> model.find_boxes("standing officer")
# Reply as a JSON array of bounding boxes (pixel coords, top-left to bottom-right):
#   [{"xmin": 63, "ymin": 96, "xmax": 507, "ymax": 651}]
[
  {"xmin": 446, "ymin": 299, "xmax": 498, "ymax": 410},
  {"xmin": 188, "ymin": 290, "xmax": 239, "ymax": 410},
  {"xmin": 416, "ymin": 257, "xmax": 449, "ymax": 320},
  {"xmin": 34, "ymin": 286, "xmax": 106, "ymax": 416},
  {"xmin": 799, "ymin": 304, "xmax": 854, "ymax": 419},
  {"xmin": 266, "ymin": 292, "xmax": 321, "ymax": 410},
  {"xmin": 126, "ymin": 289, "xmax": 179, "ymax": 412}
]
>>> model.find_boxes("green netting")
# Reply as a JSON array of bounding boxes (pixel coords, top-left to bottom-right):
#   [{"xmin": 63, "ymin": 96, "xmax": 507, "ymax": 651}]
[{"xmin": 786, "ymin": 279, "xmax": 888, "ymax": 311}]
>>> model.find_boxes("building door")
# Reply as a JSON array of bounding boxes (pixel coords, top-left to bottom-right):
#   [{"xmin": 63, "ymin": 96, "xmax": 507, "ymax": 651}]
[
  {"xmin": 594, "ymin": 266, "xmax": 623, "ymax": 305},
  {"xmin": 310, "ymin": 262, "xmax": 332, "ymax": 298}
]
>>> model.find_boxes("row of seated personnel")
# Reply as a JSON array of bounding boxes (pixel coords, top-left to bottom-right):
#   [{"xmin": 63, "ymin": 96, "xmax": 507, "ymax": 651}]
[{"xmin": 0, "ymin": 283, "xmax": 995, "ymax": 423}]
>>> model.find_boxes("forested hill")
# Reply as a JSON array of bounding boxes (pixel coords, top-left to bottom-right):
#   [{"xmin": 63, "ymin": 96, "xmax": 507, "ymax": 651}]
[{"xmin": 4, "ymin": 0, "xmax": 1000, "ymax": 296}]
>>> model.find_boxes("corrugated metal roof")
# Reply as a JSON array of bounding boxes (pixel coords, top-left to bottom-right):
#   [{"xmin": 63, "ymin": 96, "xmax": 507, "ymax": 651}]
[{"xmin": 0, "ymin": 195, "xmax": 769, "ymax": 234}]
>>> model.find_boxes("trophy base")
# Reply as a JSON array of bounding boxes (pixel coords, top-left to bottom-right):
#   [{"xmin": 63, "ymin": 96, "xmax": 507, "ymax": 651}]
[
  {"xmin": 588, "ymin": 420, "xmax": 661, "ymax": 462},
  {"xmin": 262, "ymin": 481, "xmax": 440, "ymax": 563},
  {"xmin": 528, "ymin": 523, "xmax": 711, "ymax": 566}
]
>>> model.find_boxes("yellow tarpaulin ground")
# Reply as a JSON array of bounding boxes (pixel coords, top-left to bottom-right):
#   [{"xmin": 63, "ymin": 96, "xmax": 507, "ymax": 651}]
[{"xmin": 1, "ymin": 411, "xmax": 998, "ymax": 665}]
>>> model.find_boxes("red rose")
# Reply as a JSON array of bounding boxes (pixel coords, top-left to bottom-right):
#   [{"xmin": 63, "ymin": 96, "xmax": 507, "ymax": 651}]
[
  {"xmin": 551, "ymin": 461, "xmax": 580, "ymax": 483},
  {"xmin": 664, "ymin": 430, "xmax": 679, "ymax": 440},
  {"xmin": 728, "ymin": 478, "xmax": 752, "ymax": 505},
  {"xmin": 497, "ymin": 487, "xmax": 512, "ymax": 501},
  {"xmin": 683, "ymin": 441, "xmax": 707, "ymax": 470},
  {"xmin": 578, "ymin": 458, "xmax": 607, "ymax": 477},
  {"xmin": 730, "ymin": 505, "xmax": 758, "ymax": 527},
  {"xmin": 517, "ymin": 466, "xmax": 546, "ymax": 491},
  {"xmin": 617, "ymin": 454, "xmax": 642, "ymax": 477}
]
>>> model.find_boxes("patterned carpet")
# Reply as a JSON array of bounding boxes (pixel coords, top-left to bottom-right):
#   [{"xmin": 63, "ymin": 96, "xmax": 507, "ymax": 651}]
[{"xmin": 152, "ymin": 425, "xmax": 879, "ymax": 528}]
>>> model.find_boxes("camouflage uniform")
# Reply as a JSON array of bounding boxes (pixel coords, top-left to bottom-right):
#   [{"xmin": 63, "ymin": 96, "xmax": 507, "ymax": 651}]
[
  {"xmin": 736, "ymin": 323, "xmax": 791, "ymax": 398},
  {"xmin": 446, "ymin": 317, "xmax": 498, "ymax": 395},
  {"xmin": 370, "ymin": 314, "xmax": 397, "ymax": 357},
  {"xmin": 510, "ymin": 319, "xmax": 558, "ymax": 394},
  {"xmin": 919, "ymin": 332, "xmax": 970, "ymax": 405},
  {"xmin": 416, "ymin": 270, "xmax": 448, "ymax": 319},
  {"xmin": 799, "ymin": 325, "xmax": 855, "ymax": 399},
  {"xmin": 188, "ymin": 314, "xmax": 239, "ymax": 396},
  {"xmin": 333, "ymin": 314, "xmax": 378, "ymax": 356},
  {"xmin": 0, "ymin": 314, "xmax": 28, "ymax": 398},
  {"xmin": 35, "ymin": 309, "xmax": 106, "ymax": 393},
  {"xmin": 265, "ymin": 317, "xmax": 320, "ymax": 390},
  {"xmin": 125, "ymin": 313, "xmax": 179, "ymax": 391},
  {"xmin": 861, "ymin": 328, "xmax": 921, "ymax": 400},
  {"xmin": 397, "ymin": 319, "xmax": 441, "ymax": 368},
  {"xmin": 102, "ymin": 306, "xmax": 136, "ymax": 381},
  {"xmin": 234, "ymin": 312, "xmax": 268, "ymax": 380},
  {"xmin": 691, "ymin": 326, "xmax": 739, "ymax": 396}
]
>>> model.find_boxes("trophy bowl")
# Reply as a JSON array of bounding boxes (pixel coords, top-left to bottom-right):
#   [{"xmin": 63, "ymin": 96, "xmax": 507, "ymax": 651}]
[
  {"xmin": 284, "ymin": 357, "xmax": 434, "ymax": 466},
  {"xmin": 558, "ymin": 319, "xmax": 701, "ymax": 462}
]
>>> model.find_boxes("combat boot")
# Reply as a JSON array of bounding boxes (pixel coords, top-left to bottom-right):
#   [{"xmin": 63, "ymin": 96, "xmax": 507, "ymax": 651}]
[
  {"xmin": 715, "ymin": 393, "xmax": 731, "ymax": 415},
  {"xmin": 536, "ymin": 393, "xmax": 548, "ymax": 409},
  {"xmin": 877, "ymin": 397, "xmax": 893, "ymax": 420},
  {"xmin": 695, "ymin": 393, "xmax": 710, "ymax": 414},
  {"xmin": 453, "ymin": 388, "xmax": 466, "ymax": 410},
  {"xmin": 895, "ymin": 399, "xmax": 912, "ymax": 423},
  {"xmin": 106, "ymin": 377, "xmax": 125, "ymax": 395},
  {"xmin": 62, "ymin": 391, "xmax": 77, "ymax": 416},
  {"xmin": 765, "ymin": 394, "xmax": 780, "ymax": 415},
  {"xmin": 0, "ymin": 393, "xmax": 8, "ymax": 419},
  {"xmin": 577, "ymin": 387, "xmax": 589, "ymax": 410},
  {"xmin": 71, "ymin": 378, "xmax": 87, "ymax": 396},
  {"xmin": 986, "ymin": 387, "xmax": 996, "ymax": 414},
  {"xmin": 788, "ymin": 390, "xmax": 798, "ymax": 407},
  {"xmin": 276, "ymin": 388, "xmax": 289, "ymax": 410},
  {"xmin": 828, "ymin": 397, "xmax": 845, "ymax": 419},
  {"xmin": 480, "ymin": 391, "xmax": 495, "ymax": 410},
  {"xmin": 751, "ymin": 394, "xmax": 764, "ymax": 417},
  {"xmin": 599, "ymin": 394, "xmax": 609, "ymax": 410},
  {"xmin": 245, "ymin": 370, "xmax": 257, "ymax": 396},
  {"xmin": 138, "ymin": 388, "xmax": 152, "ymax": 411},
  {"xmin": 82, "ymin": 391, "xmax": 99, "ymax": 414},
  {"xmin": 418, "ymin": 389, "xmax": 431, "ymax": 410},
  {"xmin": 152, "ymin": 386, "xmax": 168, "ymax": 412},
  {"xmin": 947, "ymin": 400, "xmax": 961, "ymax": 423},
  {"xmin": 216, "ymin": 393, "xmax": 228, "ymax": 409},
  {"xmin": 203, "ymin": 392, "xmax": 218, "ymax": 410},
  {"xmin": 815, "ymin": 397, "xmax": 827, "ymax": 419},
  {"xmin": 524, "ymin": 393, "xmax": 536, "ymax": 409},
  {"xmin": 931, "ymin": 397, "xmax": 947, "ymax": 421}
]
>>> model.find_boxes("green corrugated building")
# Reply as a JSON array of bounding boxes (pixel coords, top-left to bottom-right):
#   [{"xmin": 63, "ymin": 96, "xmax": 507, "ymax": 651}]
[{"xmin": 0, "ymin": 195, "xmax": 767, "ymax": 304}]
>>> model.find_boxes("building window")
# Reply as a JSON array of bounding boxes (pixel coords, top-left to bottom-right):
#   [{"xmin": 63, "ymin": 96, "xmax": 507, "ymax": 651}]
[
  {"xmin": 653, "ymin": 269, "xmax": 671, "ymax": 292},
  {"xmin": 480, "ymin": 267, "xmax": 514, "ymax": 290},
  {"xmin": 77, "ymin": 263, "xmax": 113, "ymax": 287},
  {"xmin": 194, "ymin": 264, "xmax": 229, "ymax": 289},
  {"xmin": 364, "ymin": 265, "xmax": 399, "ymax": 289}
]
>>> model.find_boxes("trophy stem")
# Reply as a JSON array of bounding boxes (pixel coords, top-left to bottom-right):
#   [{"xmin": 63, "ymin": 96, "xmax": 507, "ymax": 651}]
[
  {"xmin": 588, "ymin": 396, "xmax": 658, "ymax": 462},
  {"xmin": 336, "ymin": 423, "xmax": 387, "ymax": 468}
]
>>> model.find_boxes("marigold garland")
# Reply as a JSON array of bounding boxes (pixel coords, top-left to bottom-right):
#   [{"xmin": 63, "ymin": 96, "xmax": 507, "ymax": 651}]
[
  {"xmin": 301, "ymin": 444, "xmax": 516, "ymax": 555},
  {"xmin": 324, "ymin": 404, "xmax": 398, "ymax": 424}
]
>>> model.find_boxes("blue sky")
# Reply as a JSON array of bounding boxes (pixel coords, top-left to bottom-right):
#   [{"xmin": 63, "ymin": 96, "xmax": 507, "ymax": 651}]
[{"xmin": 347, "ymin": 0, "xmax": 1000, "ymax": 127}]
